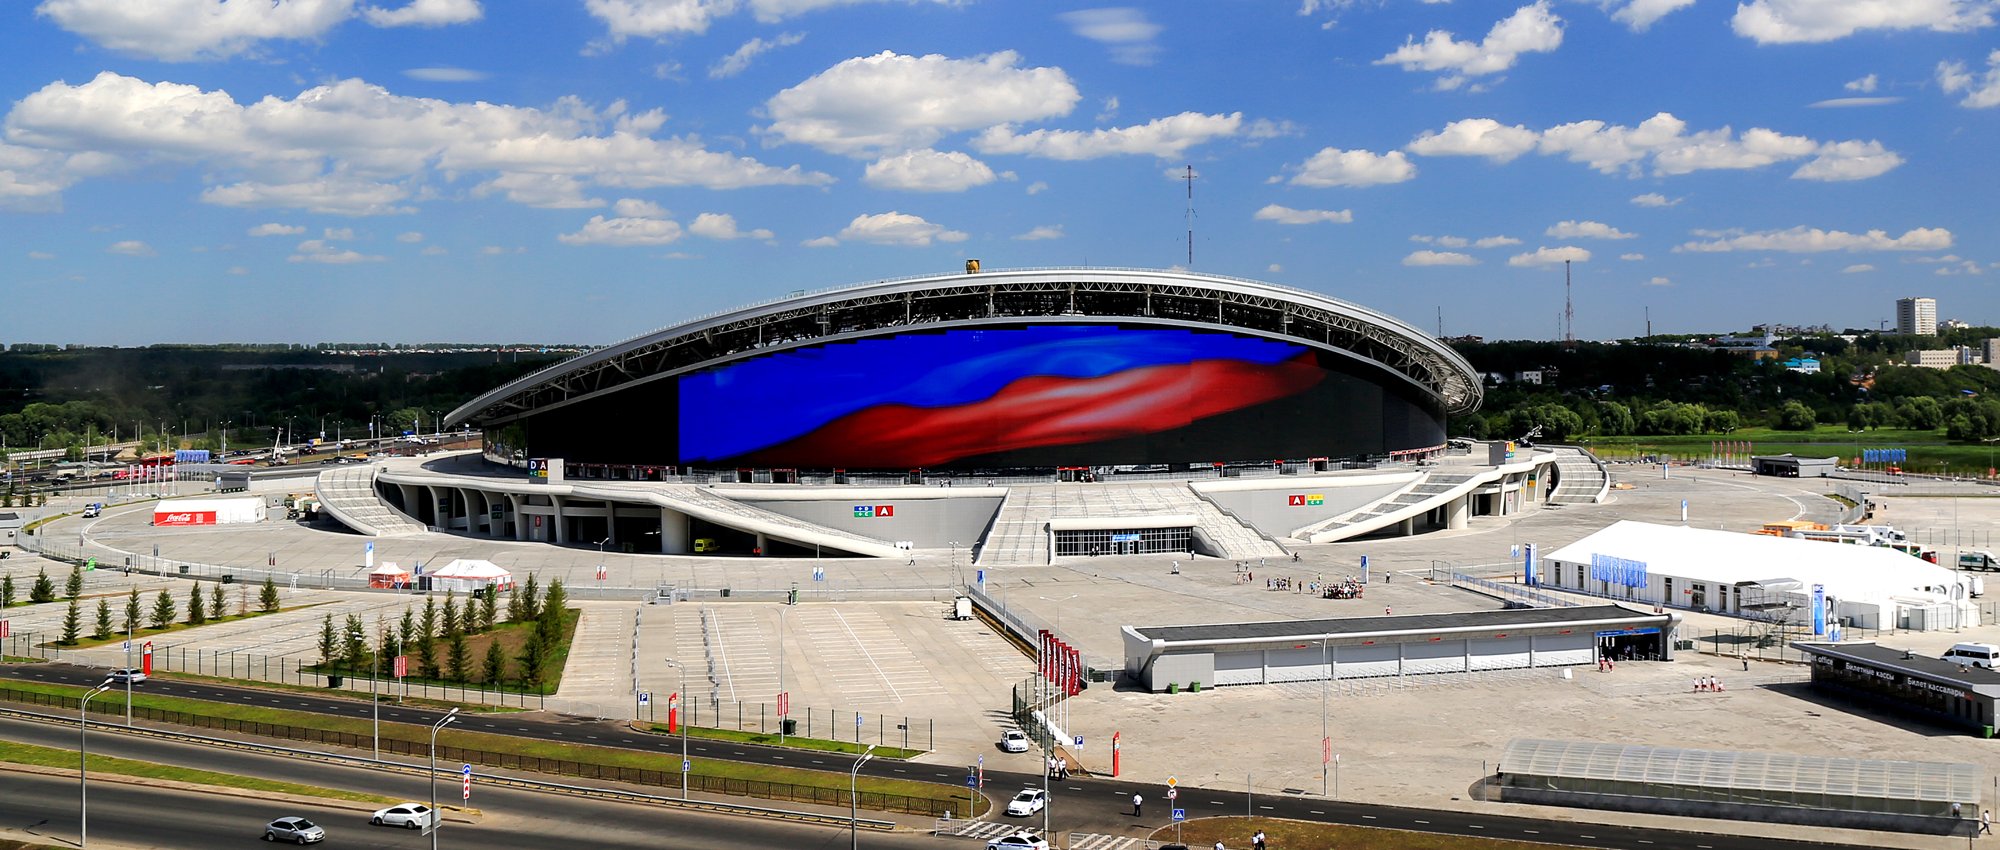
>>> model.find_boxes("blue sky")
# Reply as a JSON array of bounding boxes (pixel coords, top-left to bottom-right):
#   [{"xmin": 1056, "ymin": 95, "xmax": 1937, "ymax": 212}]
[{"xmin": 2, "ymin": 0, "xmax": 1997, "ymax": 346}]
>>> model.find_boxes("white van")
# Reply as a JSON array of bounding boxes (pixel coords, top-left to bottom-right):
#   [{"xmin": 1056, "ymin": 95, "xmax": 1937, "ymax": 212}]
[{"xmin": 1942, "ymin": 642, "xmax": 2000, "ymax": 669}]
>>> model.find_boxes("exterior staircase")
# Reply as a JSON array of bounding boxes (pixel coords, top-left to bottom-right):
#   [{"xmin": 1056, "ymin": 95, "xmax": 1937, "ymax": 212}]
[
  {"xmin": 313, "ymin": 465, "xmax": 429, "ymax": 536},
  {"xmin": 1547, "ymin": 448, "xmax": 1612, "ymax": 504}
]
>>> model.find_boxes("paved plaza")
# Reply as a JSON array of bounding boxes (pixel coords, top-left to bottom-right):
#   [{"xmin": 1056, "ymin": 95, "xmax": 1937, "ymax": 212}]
[{"xmin": 12, "ymin": 464, "xmax": 2000, "ymax": 847}]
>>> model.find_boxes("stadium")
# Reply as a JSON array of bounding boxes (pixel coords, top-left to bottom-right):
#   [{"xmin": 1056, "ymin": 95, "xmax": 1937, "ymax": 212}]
[{"xmin": 319, "ymin": 267, "xmax": 1596, "ymax": 561}]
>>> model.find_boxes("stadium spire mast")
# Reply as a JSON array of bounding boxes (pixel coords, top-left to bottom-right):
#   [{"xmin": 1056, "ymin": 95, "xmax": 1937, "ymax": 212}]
[
  {"xmin": 1183, "ymin": 164, "xmax": 1196, "ymax": 267},
  {"xmin": 1564, "ymin": 259, "xmax": 1575, "ymax": 348}
]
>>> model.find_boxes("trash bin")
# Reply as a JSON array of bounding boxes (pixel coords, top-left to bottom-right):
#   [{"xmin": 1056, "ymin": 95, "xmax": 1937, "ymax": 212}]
[
  {"xmin": 720, "ymin": 588, "xmax": 731, "ymax": 598},
  {"xmin": 221, "ymin": 574, "xmax": 234, "ymax": 584},
  {"xmin": 178, "ymin": 565, "xmax": 189, "ymax": 575},
  {"xmin": 782, "ymin": 718, "xmax": 798, "ymax": 735},
  {"xmin": 327, "ymin": 674, "xmax": 343, "ymax": 688}
]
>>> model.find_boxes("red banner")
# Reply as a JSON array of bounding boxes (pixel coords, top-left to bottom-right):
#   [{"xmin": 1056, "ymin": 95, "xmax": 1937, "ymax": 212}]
[
  {"xmin": 393, "ymin": 655, "xmax": 408, "ymax": 678},
  {"xmin": 142, "ymin": 642, "xmax": 154, "ymax": 676},
  {"xmin": 153, "ymin": 511, "xmax": 216, "ymax": 526}
]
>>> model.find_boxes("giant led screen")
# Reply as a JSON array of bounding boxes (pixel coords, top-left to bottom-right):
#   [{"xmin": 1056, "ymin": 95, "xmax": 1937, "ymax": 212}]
[{"xmin": 673, "ymin": 324, "xmax": 1442, "ymax": 470}]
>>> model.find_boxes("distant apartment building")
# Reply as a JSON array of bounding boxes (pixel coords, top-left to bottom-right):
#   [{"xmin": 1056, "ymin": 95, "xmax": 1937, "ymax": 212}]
[
  {"xmin": 1783, "ymin": 357, "xmax": 1821, "ymax": 374},
  {"xmin": 1906, "ymin": 347, "xmax": 1982, "ymax": 369},
  {"xmin": 1985, "ymin": 338, "xmax": 2000, "ymax": 366},
  {"xmin": 1897, "ymin": 297, "xmax": 1938, "ymax": 336}
]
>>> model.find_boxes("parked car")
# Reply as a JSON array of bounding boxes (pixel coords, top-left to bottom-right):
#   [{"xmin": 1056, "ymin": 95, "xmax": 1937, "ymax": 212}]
[
  {"xmin": 263, "ymin": 817, "xmax": 325, "ymax": 844},
  {"xmin": 986, "ymin": 830, "xmax": 1049, "ymax": 850},
  {"xmin": 107, "ymin": 668, "xmax": 146, "ymax": 684},
  {"xmin": 1005, "ymin": 788, "xmax": 1047, "ymax": 817},
  {"xmin": 369, "ymin": 802, "xmax": 435, "ymax": 829},
  {"xmin": 999, "ymin": 729, "xmax": 1030, "ymax": 753}
]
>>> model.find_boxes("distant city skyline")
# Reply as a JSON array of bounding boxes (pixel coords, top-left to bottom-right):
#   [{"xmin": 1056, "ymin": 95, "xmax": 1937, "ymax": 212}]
[{"xmin": 2, "ymin": 2, "xmax": 1996, "ymax": 346}]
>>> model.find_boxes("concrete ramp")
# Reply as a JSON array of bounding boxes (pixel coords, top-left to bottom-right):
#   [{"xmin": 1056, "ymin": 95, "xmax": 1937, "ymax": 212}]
[
  {"xmin": 637, "ymin": 484, "xmax": 907, "ymax": 559},
  {"xmin": 314, "ymin": 465, "xmax": 429, "ymax": 536},
  {"xmin": 1300, "ymin": 470, "xmax": 1488, "ymax": 543}
]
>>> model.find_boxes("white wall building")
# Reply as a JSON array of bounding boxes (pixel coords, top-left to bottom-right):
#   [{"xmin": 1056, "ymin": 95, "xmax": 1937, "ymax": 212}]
[
  {"xmin": 1897, "ymin": 296, "xmax": 1938, "ymax": 336},
  {"xmin": 1541, "ymin": 520, "xmax": 1974, "ymax": 631}
]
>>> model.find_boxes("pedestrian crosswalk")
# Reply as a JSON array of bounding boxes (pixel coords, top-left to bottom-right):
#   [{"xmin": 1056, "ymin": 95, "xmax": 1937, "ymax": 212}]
[{"xmin": 932, "ymin": 819, "xmax": 1140, "ymax": 850}]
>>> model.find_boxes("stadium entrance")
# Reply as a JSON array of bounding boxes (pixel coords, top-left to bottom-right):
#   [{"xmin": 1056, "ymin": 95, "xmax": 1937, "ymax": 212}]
[{"xmin": 1053, "ymin": 525, "xmax": 1193, "ymax": 557}]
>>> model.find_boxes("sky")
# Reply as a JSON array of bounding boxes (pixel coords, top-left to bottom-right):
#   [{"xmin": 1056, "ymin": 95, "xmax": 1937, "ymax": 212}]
[{"xmin": 2, "ymin": 0, "xmax": 1997, "ymax": 347}]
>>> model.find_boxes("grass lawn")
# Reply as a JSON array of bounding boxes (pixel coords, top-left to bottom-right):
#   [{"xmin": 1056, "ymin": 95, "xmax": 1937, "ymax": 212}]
[
  {"xmin": 0, "ymin": 676, "xmax": 970, "ymax": 812},
  {"xmin": 52, "ymin": 600, "xmax": 325, "ymax": 649},
  {"xmin": 307, "ymin": 608, "xmax": 580, "ymax": 695},
  {"xmin": 0, "ymin": 739, "xmax": 398, "ymax": 805},
  {"xmin": 1155, "ymin": 816, "xmax": 1577, "ymax": 850},
  {"xmin": 147, "ymin": 668, "xmax": 522, "ymax": 713},
  {"xmin": 1584, "ymin": 425, "xmax": 2000, "ymax": 476},
  {"xmin": 642, "ymin": 722, "xmax": 924, "ymax": 759}
]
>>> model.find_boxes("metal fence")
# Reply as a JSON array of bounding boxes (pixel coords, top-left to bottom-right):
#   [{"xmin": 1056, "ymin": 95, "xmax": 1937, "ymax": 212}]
[
  {"xmin": 1446, "ymin": 572, "xmax": 1578, "ymax": 609},
  {"xmin": 0, "ymin": 684, "xmax": 957, "ymax": 816},
  {"xmin": 634, "ymin": 698, "xmax": 933, "ymax": 752}
]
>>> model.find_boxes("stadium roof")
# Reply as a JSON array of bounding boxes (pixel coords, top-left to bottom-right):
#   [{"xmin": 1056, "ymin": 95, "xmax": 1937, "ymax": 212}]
[
  {"xmin": 1500, "ymin": 738, "xmax": 1979, "ymax": 805},
  {"xmin": 447, "ymin": 267, "xmax": 1483, "ymax": 428}
]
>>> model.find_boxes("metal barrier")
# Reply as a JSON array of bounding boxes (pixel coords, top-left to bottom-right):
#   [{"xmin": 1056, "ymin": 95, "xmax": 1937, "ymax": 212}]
[{"xmin": 636, "ymin": 696, "xmax": 934, "ymax": 752}]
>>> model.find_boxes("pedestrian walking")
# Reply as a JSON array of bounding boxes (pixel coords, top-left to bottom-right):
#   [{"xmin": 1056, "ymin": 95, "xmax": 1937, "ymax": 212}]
[
  {"xmin": 1133, "ymin": 793, "xmax": 1144, "ymax": 817},
  {"xmin": 1739, "ymin": 650, "xmax": 1749, "ymax": 671},
  {"xmin": 1253, "ymin": 829, "xmax": 1267, "ymax": 850},
  {"xmin": 1981, "ymin": 809, "xmax": 1992, "ymax": 834},
  {"xmin": 1213, "ymin": 842, "xmax": 1226, "ymax": 850},
  {"xmin": 1384, "ymin": 605, "xmax": 1393, "ymax": 616}
]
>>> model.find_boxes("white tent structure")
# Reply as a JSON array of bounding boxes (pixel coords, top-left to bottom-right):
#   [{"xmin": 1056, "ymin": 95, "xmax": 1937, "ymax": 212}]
[
  {"xmin": 427, "ymin": 559, "xmax": 515, "ymax": 593},
  {"xmin": 1542, "ymin": 520, "xmax": 1975, "ymax": 630},
  {"xmin": 152, "ymin": 495, "xmax": 265, "ymax": 527}
]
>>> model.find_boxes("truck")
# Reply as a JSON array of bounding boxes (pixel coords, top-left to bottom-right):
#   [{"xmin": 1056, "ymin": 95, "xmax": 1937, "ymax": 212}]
[{"xmin": 1959, "ymin": 551, "xmax": 2000, "ymax": 571}]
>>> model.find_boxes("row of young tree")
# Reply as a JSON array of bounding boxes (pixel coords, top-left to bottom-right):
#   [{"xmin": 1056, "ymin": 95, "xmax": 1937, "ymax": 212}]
[
  {"xmin": 12, "ymin": 570, "xmax": 287, "ymax": 646},
  {"xmin": 316, "ymin": 575, "xmax": 570, "ymax": 691},
  {"xmin": 1478, "ymin": 394, "xmax": 2000, "ymax": 444}
]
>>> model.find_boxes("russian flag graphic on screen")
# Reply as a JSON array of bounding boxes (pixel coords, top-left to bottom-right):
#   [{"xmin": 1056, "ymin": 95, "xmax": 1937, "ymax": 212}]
[{"xmin": 678, "ymin": 325, "xmax": 1322, "ymax": 468}]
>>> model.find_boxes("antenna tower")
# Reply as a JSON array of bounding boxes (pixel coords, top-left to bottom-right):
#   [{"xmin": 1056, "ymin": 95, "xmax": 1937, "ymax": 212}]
[
  {"xmin": 1183, "ymin": 165, "xmax": 1196, "ymax": 267},
  {"xmin": 1564, "ymin": 259, "xmax": 1575, "ymax": 347},
  {"xmin": 1645, "ymin": 306, "xmax": 1652, "ymax": 339}
]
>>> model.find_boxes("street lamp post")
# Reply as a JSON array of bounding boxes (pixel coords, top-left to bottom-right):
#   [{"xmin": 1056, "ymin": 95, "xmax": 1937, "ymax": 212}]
[
  {"xmin": 81, "ymin": 679, "xmax": 113, "ymax": 848},
  {"xmin": 124, "ymin": 618, "xmax": 135, "ymax": 726},
  {"xmin": 849, "ymin": 744, "xmax": 877, "ymax": 850},
  {"xmin": 665, "ymin": 659, "xmax": 688, "ymax": 799},
  {"xmin": 429, "ymin": 708, "xmax": 460, "ymax": 850}
]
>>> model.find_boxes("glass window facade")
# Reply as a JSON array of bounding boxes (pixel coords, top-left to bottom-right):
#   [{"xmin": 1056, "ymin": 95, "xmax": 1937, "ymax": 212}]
[{"xmin": 1053, "ymin": 527, "xmax": 1192, "ymax": 557}]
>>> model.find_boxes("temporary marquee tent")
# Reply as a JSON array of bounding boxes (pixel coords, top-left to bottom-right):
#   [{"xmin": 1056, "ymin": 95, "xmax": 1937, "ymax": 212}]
[
  {"xmin": 368, "ymin": 562, "xmax": 413, "ymax": 589},
  {"xmin": 428, "ymin": 559, "xmax": 515, "ymax": 593}
]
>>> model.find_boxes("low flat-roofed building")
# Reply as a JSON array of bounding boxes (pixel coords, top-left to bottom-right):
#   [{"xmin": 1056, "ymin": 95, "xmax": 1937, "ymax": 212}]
[
  {"xmin": 1794, "ymin": 641, "xmax": 2000, "ymax": 737},
  {"xmin": 1751, "ymin": 453, "xmax": 1837, "ymax": 477}
]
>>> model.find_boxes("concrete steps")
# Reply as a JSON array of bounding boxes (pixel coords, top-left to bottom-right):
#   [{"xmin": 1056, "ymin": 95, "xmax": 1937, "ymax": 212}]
[
  {"xmin": 313, "ymin": 465, "xmax": 428, "ymax": 536},
  {"xmin": 1548, "ymin": 449, "xmax": 1611, "ymax": 504}
]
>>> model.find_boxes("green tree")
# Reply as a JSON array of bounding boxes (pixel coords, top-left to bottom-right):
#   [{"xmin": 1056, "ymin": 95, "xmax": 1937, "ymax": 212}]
[
  {"xmin": 1595, "ymin": 401, "xmax": 1634, "ymax": 436},
  {"xmin": 210, "ymin": 584, "xmax": 226, "ymax": 621},
  {"xmin": 1899, "ymin": 396, "xmax": 1944, "ymax": 430},
  {"xmin": 376, "ymin": 622, "xmax": 397, "ymax": 677},
  {"xmin": 2, "ymin": 574, "xmax": 14, "ymax": 608},
  {"xmin": 30, "ymin": 567, "xmax": 55, "ymax": 603},
  {"xmin": 537, "ymin": 579, "xmax": 569, "ymax": 652},
  {"xmin": 150, "ymin": 590, "xmax": 175, "ymax": 629},
  {"xmin": 516, "ymin": 633, "xmax": 545, "ymax": 690},
  {"xmin": 398, "ymin": 608, "xmax": 416, "ymax": 659},
  {"xmin": 417, "ymin": 596, "xmax": 440, "ymax": 679},
  {"xmin": 260, "ymin": 577, "xmax": 280, "ymax": 613},
  {"xmin": 441, "ymin": 592, "xmax": 460, "ymax": 637},
  {"xmin": 479, "ymin": 587, "xmax": 499, "ymax": 633},
  {"xmin": 1775, "ymin": 400, "xmax": 1817, "ymax": 431},
  {"xmin": 481, "ymin": 640, "xmax": 506, "ymax": 684},
  {"xmin": 92, "ymin": 598, "xmax": 113, "ymax": 640},
  {"xmin": 123, "ymin": 587, "xmax": 140, "ymax": 633},
  {"xmin": 519, "ymin": 574, "xmax": 541, "ymax": 622},
  {"xmin": 64, "ymin": 564, "xmax": 83, "ymax": 599},
  {"xmin": 61, "ymin": 598, "xmax": 81, "ymax": 645},
  {"xmin": 505, "ymin": 583, "xmax": 526, "ymax": 624},
  {"xmin": 318, "ymin": 613, "xmax": 338, "ymax": 666},
  {"xmin": 1704, "ymin": 410, "xmax": 1740, "ymax": 434},
  {"xmin": 342, "ymin": 614, "xmax": 368, "ymax": 673},
  {"xmin": 446, "ymin": 630, "xmax": 470, "ymax": 682},
  {"xmin": 185, "ymin": 583, "xmax": 206, "ymax": 625}
]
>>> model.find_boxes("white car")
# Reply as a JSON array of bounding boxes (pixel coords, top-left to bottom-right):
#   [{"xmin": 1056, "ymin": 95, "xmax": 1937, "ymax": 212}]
[
  {"xmin": 1005, "ymin": 788, "xmax": 1047, "ymax": 817},
  {"xmin": 986, "ymin": 830, "xmax": 1049, "ymax": 850},
  {"xmin": 107, "ymin": 668, "xmax": 146, "ymax": 684},
  {"xmin": 369, "ymin": 802, "xmax": 435, "ymax": 829},
  {"xmin": 999, "ymin": 730, "xmax": 1030, "ymax": 753},
  {"xmin": 262, "ymin": 817, "xmax": 325, "ymax": 844}
]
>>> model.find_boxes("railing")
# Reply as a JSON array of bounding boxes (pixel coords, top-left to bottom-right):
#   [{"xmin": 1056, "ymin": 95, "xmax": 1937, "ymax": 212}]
[
  {"xmin": 0, "ymin": 685, "xmax": 956, "ymax": 816},
  {"xmin": 635, "ymin": 698, "xmax": 934, "ymax": 752},
  {"xmin": 1447, "ymin": 571, "xmax": 1578, "ymax": 609}
]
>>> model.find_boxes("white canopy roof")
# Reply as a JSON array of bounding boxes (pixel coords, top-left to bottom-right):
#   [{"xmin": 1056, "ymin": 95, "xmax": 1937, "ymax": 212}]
[
  {"xmin": 368, "ymin": 563, "xmax": 410, "ymax": 577},
  {"xmin": 1545, "ymin": 520, "xmax": 1962, "ymax": 603},
  {"xmin": 431, "ymin": 559, "xmax": 511, "ymax": 579}
]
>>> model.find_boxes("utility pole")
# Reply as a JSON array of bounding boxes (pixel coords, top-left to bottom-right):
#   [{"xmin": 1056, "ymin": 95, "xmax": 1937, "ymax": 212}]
[
  {"xmin": 1183, "ymin": 165, "xmax": 1196, "ymax": 268},
  {"xmin": 1564, "ymin": 259, "xmax": 1575, "ymax": 348}
]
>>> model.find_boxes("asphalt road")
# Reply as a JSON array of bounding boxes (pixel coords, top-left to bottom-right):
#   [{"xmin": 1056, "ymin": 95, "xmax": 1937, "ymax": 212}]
[{"xmin": 0, "ymin": 664, "xmax": 1871, "ymax": 850}]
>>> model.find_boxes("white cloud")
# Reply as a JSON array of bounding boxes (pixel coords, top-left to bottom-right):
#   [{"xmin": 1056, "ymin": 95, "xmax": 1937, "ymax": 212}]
[
  {"xmin": 1404, "ymin": 250, "xmax": 1478, "ymax": 266},
  {"xmin": 1412, "ymin": 234, "xmax": 1468, "ymax": 248},
  {"xmin": 1246, "ymin": 118, "xmax": 1300, "ymax": 139},
  {"xmin": 479, "ymin": 245, "xmax": 524, "ymax": 254},
  {"xmin": 863, "ymin": 149, "xmax": 998, "ymax": 191},
  {"xmin": 1024, "ymin": 181, "xmax": 1048, "ymax": 195},
  {"xmin": 1475, "ymin": 235, "xmax": 1522, "ymax": 248},
  {"xmin": 247, "ymin": 222, "xmax": 305, "ymax": 237},
  {"xmin": 1284, "ymin": 148, "xmax": 1417, "ymax": 187},
  {"xmin": 106, "ymin": 239, "xmax": 155, "ymax": 256},
  {"xmin": 288, "ymin": 237, "xmax": 383, "ymax": 263},
  {"xmin": 583, "ymin": 0, "xmax": 733, "ymax": 42},
  {"xmin": 1793, "ymin": 140, "xmax": 1904, "ymax": 180},
  {"xmin": 763, "ymin": 51, "xmax": 1080, "ymax": 156},
  {"xmin": 1013, "ymin": 225, "xmax": 1065, "ymax": 240},
  {"xmin": 1935, "ymin": 259, "xmax": 1987, "ymax": 275},
  {"xmin": 363, "ymin": 0, "xmax": 481, "ymax": 27},
  {"xmin": 1405, "ymin": 118, "xmax": 1539, "ymax": 162},
  {"xmin": 1546, "ymin": 220, "xmax": 1635, "ymax": 239},
  {"xmin": 1646, "ymin": 276, "xmax": 1672, "ymax": 285},
  {"xmin": 1842, "ymin": 263, "xmax": 1875, "ymax": 272},
  {"xmin": 558, "ymin": 215, "xmax": 683, "ymax": 246},
  {"xmin": 1059, "ymin": 7, "xmax": 1163, "ymax": 66},
  {"xmin": 1846, "ymin": 73, "xmax": 1879, "ymax": 92},
  {"xmin": 396, "ymin": 230, "xmax": 423, "ymax": 242},
  {"xmin": 688, "ymin": 212, "xmax": 773, "ymax": 240},
  {"xmin": 35, "ymin": 0, "xmax": 357, "ymax": 61},
  {"xmin": 1631, "ymin": 192, "xmax": 1681, "ymax": 207},
  {"xmin": 3, "ymin": 72, "xmax": 831, "ymax": 215},
  {"xmin": 1808, "ymin": 96, "xmax": 1904, "ymax": 107},
  {"xmin": 1620, "ymin": 253, "xmax": 1645, "ymax": 260},
  {"xmin": 709, "ymin": 31, "xmax": 805, "ymax": 79},
  {"xmin": 403, "ymin": 67, "xmax": 488, "ymax": 82},
  {"xmin": 1376, "ymin": 2, "xmax": 1564, "ymax": 89},
  {"xmin": 1508, "ymin": 245, "xmax": 1590, "ymax": 267},
  {"xmin": 801, "ymin": 235, "xmax": 839, "ymax": 248},
  {"xmin": 1733, "ymin": 0, "xmax": 1996, "ymax": 44},
  {"xmin": 420, "ymin": 244, "xmax": 447, "ymax": 255},
  {"xmin": 820, "ymin": 211, "xmax": 969, "ymax": 247},
  {"xmin": 613, "ymin": 198, "xmax": 669, "ymax": 218},
  {"xmin": 227, "ymin": 265, "xmax": 248, "ymax": 274},
  {"xmin": 1253, "ymin": 204, "xmax": 1354, "ymax": 225},
  {"xmin": 974, "ymin": 112, "xmax": 1242, "ymax": 160},
  {"xmin": 1939, "ymin": 50, "xmax": 2000, "ymax": 108},
  {"xmin": 28, "ymin": 250, "xmax": 56, "ymax": 259},
  {"xmin": 1609, "ymin": 0, "xmax": 1697, "ymax": 31},
  {"xmin": 1674, "ymin": 226, "xmax": 1953, "ymax": 253},
  {"xmin": 321, "ymin": 226, "xmax": 352, "ymax": 240},
  {"xmin": 1267, "ymin": 263, "xmax": 1283, "ymax": 273}
]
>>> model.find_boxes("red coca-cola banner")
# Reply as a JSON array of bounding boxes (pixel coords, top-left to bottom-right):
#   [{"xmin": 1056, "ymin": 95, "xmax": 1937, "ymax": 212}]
[{"xmin": 154, "ymin": 511, "xmax": 217, "ymax": 526}]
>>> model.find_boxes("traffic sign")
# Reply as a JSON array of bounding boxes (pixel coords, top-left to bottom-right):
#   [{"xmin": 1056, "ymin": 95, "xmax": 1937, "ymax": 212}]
[
  {"xmin": 1167, "ymin": 775, "xmax": 1178, "ymax": 788},
  {"xmin": 1074, "ymin": 735, "xmax": 1084, "ymax": 749},
  {"xmin": 1167, "ymin": 788, "xmax": 1178, "ymax": 800},
  {"xmin": 855, "ymin": 711, "xmax": 864, "ymax": 730},
  {"xmin": 682, "ymin": 759, "xmax": 692, "ymax": 773},
  {"xmin": 121, "ymin": 639, "xmax": 130, "ymax": 651},
  {"xmin": 638, "ymin": 692, "xmax": 651, "ymax": 707},
  {"xmin": 461, "ymin": 764, "xmax": 472, "ymax": 801},
  {"xmin": 966, "ymin": 773, "xmax": 978, "ymax": 788},
  {"xmin": 1172, "ymin": 808, "xmax": 1186, "ymax": 821}
]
